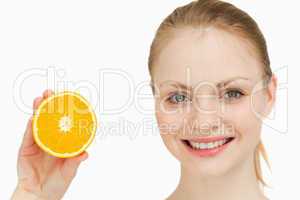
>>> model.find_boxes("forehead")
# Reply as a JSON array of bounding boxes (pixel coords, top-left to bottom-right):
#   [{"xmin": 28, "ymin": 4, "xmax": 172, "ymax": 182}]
[{"xmin": 152, "ymin": 27, "xmax": 263, "ymax": 86}]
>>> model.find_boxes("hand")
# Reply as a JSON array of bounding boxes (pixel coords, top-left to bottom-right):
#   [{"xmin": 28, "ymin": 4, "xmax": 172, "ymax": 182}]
[{"xmin": 12, "ymin": 90, "xmax": 89, "ymax": 200}]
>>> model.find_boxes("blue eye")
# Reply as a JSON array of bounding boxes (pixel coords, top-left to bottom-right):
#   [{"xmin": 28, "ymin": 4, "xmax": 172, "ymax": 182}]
[
  {"xmin": 223, "ymin": 89, "xmax": 244, "ymax": 101},
  {"xmin": 167, "ymin": 93, "xmax": 189, "ymax": 104}
]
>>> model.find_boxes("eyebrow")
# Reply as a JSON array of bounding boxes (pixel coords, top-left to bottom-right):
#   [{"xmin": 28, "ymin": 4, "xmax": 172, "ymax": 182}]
[
  {"xmin": 160, "ymin": 76, "xmax": 250, "ymax": 90},
  {"xmin": 216, "ymin": 77, "xmax": 250, "ymax": 88}
]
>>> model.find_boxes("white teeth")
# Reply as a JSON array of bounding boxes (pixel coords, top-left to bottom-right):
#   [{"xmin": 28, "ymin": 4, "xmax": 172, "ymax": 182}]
[
  {"xmin": 188, "ymin": 139, "xmax": 228, "ymax": 150},
  {"xmin": 200, "ymin": 143, "xmax": 206, "ymax": 149}
]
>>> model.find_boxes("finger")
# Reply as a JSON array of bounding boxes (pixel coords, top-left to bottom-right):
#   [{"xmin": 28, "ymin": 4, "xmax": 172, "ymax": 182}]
[
  {"xmin": 60, "ymin": 151, "xmax": 89, "ymax": 182},
  {"xmin": 65, "ymin": 151, "xmax": 89, "ymax": 166},
  {"xmin": 43, "ymin": 153, "xmax": 61, "ymax": 169},
  {"xmin": 33, "ymin": 96, "xmax": 43, "ymax": 112},
  {"xmin": 43, "ymin": 89, "xmax": 54, "ymax": 99},
  {"xmin": 77, "ymin": 151, "xmax": 89, "ymax": 162},
  {"xmin": 20, "ymin": 96, "xmax": 43, "ymax": 154},
  {"xmin": 61, "ymin": 152, "xmax": 88, "ymax": 180},
  {"xmin": 19, "ymin": 117, "xmax": 35, "ymax": 150}
]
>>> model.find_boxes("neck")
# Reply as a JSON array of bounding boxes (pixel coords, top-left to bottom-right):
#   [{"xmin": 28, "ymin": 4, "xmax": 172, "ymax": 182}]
[{"xmin": 167, "ymin": 155, "xmax": 267, "ymax": 200}]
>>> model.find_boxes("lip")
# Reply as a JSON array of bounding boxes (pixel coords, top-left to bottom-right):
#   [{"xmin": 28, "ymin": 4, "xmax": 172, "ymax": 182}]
[{"xmin": 180, "ymin": 136, "xmax": 235, "ymax": 158}]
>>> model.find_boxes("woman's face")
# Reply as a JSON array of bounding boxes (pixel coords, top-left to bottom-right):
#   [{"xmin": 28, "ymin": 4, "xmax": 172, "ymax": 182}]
[{"xmin": 152, "ymin": 27, "xmax": 275, "ymax": 177}]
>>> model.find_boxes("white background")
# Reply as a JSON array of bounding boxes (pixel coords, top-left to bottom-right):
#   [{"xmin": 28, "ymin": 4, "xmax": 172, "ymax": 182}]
[{"xmin": 0, "ymin": 0, "xmax": 299, "ymax": 199}]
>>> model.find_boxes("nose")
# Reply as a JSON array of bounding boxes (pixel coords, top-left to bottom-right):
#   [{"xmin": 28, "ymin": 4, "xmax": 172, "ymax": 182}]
[
  {"xmin": 193, "ymin": 92, "xmax": 220, "ymax": 114},
  {"xmin": 191, "ymin": 80, "xmax": 222, "ymax": 115},
  {"xmin": 189, "ymin": 93, "xmax": 222, "ymax": 133}
]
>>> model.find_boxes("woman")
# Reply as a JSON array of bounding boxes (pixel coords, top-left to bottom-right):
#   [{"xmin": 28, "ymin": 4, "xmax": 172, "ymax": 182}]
[{"xmin": 12, "ymin": 0, "xmax": 277, "ymax": 199}]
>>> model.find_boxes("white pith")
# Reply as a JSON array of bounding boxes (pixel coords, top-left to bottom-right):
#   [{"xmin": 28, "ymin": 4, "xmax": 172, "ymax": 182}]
[{"xmin": 59, "ymin": 115, "xmax": 72, "ymax": 133}]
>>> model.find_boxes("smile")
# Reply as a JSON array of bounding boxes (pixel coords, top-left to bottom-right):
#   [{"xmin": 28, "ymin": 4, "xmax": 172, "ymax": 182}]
[{"xmin": 181, "ymin": 136, "xmax": 235, "ymax": 157}]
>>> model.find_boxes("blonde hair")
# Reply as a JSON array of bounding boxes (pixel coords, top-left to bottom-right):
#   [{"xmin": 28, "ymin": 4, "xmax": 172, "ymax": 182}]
[{"xmin": 148, "ymin": 0, "xmax": 271, "ymax": 186}]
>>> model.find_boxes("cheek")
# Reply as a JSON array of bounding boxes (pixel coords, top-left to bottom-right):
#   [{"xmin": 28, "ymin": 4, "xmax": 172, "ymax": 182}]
[
  {"xmin": 223, "ymin": 98, "xmax": 262, "ymax": 144},
  {"xmin": 251, "ymin": 92, "xmax": 268, "ymax": 119},
  {"xmin": 155, "ymin": 104, "xmax": 187, "ymax": 159},
  {"xmin": 155, "ymin": 103, "xmax": 187, "ymax": 134},
  {"xmin": 156, "ymin": 114, "xmax": 184, "ymax": 161}
]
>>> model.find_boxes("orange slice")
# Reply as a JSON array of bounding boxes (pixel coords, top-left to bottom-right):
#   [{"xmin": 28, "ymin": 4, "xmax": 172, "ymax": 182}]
[{"xmin": 32, "ymin": 91, "xmax": 97, "ymax": 158}]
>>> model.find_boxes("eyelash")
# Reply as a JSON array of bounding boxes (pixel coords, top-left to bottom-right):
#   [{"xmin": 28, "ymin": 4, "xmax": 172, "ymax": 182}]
[
  {"xmin": 166, "ymin": 92, "xmax": 191, "ymax": 104},
  {"xmin": 221, "ymin": 88, "xmax": 245, "ymax": 102},
  {"xmin": 166, "ymin": 89, "xmax": 245, "ymax": 104}
]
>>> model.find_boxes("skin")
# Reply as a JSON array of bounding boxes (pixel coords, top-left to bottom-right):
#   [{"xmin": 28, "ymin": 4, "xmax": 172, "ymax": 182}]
[
  {"xmin": 151, "ymin": 27, "xmax": 277, "ymax": 200},
  {"xmin": 11, "ymin": 90, "xmax": 88, "ymax": 200}
]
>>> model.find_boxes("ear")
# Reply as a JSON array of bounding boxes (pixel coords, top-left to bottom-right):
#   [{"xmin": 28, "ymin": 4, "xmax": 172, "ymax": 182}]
[{"xmin": 263, "ymin": 74, "xmax": 277, "ymax": 117}]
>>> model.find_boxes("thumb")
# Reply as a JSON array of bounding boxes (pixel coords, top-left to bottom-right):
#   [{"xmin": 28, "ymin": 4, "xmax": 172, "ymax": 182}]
[{"xmin": 60, "ymin": 151, "xmax": 89, "ymax": 183}]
